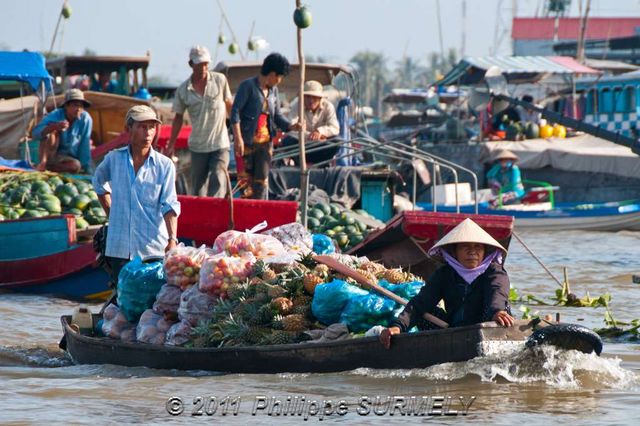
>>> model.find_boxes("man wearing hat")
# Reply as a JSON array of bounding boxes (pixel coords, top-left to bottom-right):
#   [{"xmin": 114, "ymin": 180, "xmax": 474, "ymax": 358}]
[
  {"xmin": 280, "ymin": 80, "xmax": 340, "ymax": 165},
  {"xmin": 486, "ymin": 149, "xmax": 525, "ymax": 206},
  {"xmin": 166, "ymin": 45, "xmax": 233, "ymax": 197},
  {"xmin": 92, "ymin": 105, "xmax": 181, "ymax": 285},
  {"xmin": 32, "ymin": 88, "xmax": 93, "ymax": 173},
  {"xmin": 379, "ymin": 218, "xmax": 514, "ymax": 349}
]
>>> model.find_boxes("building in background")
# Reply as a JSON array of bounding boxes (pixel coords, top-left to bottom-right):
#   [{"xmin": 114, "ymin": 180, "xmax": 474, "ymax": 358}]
[{"xmin": 512, "ymin": 17, "xmax": 640, "ymax": 57}]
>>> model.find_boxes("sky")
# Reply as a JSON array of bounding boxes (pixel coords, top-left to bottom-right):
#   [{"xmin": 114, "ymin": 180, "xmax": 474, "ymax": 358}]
[{"xmin": 2, "ymin": 0, "xmax": 640, "ymax": 84}]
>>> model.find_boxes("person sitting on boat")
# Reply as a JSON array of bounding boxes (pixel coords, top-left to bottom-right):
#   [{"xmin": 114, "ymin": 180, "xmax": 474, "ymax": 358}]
[
  {"xmin": 32, "ymin": 89, "xmax": 93, "ymax": 174},
  {"xmin": 486, "ymin": 149, "xmax": 525, "ymax": 206},
  {"xmin": 281, "ymin": 80, "xmax": 340, "ymax": 166},
  {"xmin": 379, "ymin": 218, "xmax": 515, "ymax": 349},
  {"xmin": 92, "ymin": 105, "xmax": 181, "ymax": 287}
]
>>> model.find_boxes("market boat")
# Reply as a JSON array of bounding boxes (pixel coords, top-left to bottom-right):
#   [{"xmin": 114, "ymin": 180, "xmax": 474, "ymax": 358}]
[
  {"xmin": 59, "ymin": 316, "xmax": 536, "ymax": 373},
  {"xmin": 0, "ymin": 214, "xmax": 110, "ymax": 300},
  {"xmin": 418, "ymin": 199, "xmax": 640, "ymax": 232},
  {"xmin": 60, "ymin": 316, "xmax": 602, "ymax": 373},
  {"xmin": 0, "ymin": 195, "xmax": 297, "ymax": 299}
]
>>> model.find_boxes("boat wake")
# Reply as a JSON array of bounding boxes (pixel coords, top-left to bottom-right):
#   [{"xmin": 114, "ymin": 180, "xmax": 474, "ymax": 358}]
[
  {"xmin": 0, "ymin": 345, "xmax": 72, "ymax": 368},
  {"xmin": 351, "ymin": 344, "xmax": 638, "ymax": 390}
]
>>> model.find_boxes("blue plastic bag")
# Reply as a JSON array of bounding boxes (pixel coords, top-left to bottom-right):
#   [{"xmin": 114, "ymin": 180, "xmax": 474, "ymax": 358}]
[
  {"xmin": 117, "ymin": 257, "xmax": 166, "ymax": 322},
  {"xmin": 311, "ymin": 279, "xmax": 368, "ymax": 325},
  {"xmin": 338, "ymin": 279, "xmax": 425, "ymax": 332},
  {"xmin": 312, "ymin": 234, "xmax": 335, "ymax": 255}
]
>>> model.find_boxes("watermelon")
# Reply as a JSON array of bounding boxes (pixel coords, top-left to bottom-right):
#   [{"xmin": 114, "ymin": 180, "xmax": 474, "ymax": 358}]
[
  {"xmin": 525, "ymin": 122, "xmax": 539, "ymax": 139},
  {"xmin": 329, "ymin": 204, "xmax": 342, "ymax": 216},
  {"xmin": 72, "ymin": 194, "xmax": 92, "ymax": 211},
  {"xmin": 65, "ymin": 208, "xmax": 83, "ymax": 216},
  {"xmin": 31, "ymin": 180, "xmax": 52, "ymax": 194},
  {"xmin": 75, "ymin": 216, "xmax": 89, "ymax": 230},
  {"xmin": 85, "ymin": 207, "xmax": 107, "ymax": 225},
  {"xmin": 59, "ymin": 194, "xmax": 73, "ymax": 207},
  {"xmin": 313, "ymin": 202, "xmax": 331, "ymax": 216},
  {"xmin": 293, "ymin": 5, "xmax": 312, "ymax": 29},
  {"xmin": 308, "ymin": 208, "xmax": 324, "ymax": 220},
  {"xmin": 307, "ymin": 217, "xmax": 320, "ymax": 229}
]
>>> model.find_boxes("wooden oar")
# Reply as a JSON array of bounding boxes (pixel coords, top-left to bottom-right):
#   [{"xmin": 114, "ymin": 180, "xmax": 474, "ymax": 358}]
[{"xmin": 313, "ymin": 255, "xmax": 449, "ymax": 329}]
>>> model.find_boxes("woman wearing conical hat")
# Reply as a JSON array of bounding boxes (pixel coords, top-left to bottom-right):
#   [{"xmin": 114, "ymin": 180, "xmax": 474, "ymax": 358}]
[
  {"xmin": 380, "ymin": 218, "xmax": 515, "ymax": 349},
  {"xmin": 486, "ymin": 149, "xmax": 525, "ymax": 206}
]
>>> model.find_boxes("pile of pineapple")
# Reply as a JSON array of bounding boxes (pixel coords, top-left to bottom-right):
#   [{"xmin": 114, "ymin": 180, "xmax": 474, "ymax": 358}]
[{"xmin": 189, "ymin": 253, "xmax": 418, "ymax": 348}]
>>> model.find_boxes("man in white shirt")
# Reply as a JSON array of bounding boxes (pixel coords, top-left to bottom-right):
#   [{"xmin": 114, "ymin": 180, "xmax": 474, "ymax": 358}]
[{"xmin": 166, "ymin": 46, "xmax": 233, "ymax": 197}]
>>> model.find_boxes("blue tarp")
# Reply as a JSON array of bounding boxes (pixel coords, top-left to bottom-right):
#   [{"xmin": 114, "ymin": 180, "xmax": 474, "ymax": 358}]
[{"xmin": 0, "ymin": 51, "xmax": 53, "ymax": 93}]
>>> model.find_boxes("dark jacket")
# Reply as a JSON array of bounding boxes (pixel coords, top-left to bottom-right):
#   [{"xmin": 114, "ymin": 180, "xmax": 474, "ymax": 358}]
[
  {"xmin": 390, "ymin": 262, "xmax": 511, "ymax": 331},
  {"xmin": 230, "ymin": 76, "xmax": 290, "ymax": 147}
]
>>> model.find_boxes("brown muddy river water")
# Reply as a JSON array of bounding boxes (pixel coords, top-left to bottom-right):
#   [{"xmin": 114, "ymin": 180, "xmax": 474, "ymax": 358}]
[{"xmin": 1, "ymin": 230, "xmax": 639, "ymax": 424}]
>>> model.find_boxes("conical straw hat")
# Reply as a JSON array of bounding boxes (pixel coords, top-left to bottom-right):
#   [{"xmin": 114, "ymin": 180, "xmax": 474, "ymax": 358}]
[
  {"xmin": 428, "ymin": 218, "xmax": 506, "ymax": 256},
  {"xmin": 493, "ymin": 149, "xmax": 519, "ymax": 162}
]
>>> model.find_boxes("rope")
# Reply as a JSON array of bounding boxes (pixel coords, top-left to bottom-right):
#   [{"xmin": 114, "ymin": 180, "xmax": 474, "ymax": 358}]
[{"xmin": 512, "ymin": 231, "xmax": 564, "ymax": 288}]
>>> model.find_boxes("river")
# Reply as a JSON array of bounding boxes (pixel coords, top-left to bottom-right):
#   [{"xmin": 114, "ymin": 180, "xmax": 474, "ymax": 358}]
[{"xmin": 1, "ymin": 230, "xmax": 639, "ymax": 424}]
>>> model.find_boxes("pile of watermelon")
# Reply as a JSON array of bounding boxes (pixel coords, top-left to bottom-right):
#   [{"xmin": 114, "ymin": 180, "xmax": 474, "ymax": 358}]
[
  {"xmin": 304, "ymin": 202, "xmax": 377, "ymax": 252},
  {"xmin": 0, "ymin": 170, "xmax": 107, "ymax": 230}
]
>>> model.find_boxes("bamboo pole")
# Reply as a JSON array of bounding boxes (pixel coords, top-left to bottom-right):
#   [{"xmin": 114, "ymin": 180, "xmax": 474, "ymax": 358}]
[{"xmin": 296, "ymin": 0, "xmax": 308, "ymax": 227}]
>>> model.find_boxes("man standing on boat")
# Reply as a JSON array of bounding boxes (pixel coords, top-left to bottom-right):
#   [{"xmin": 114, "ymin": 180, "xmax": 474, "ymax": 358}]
[
  {"xmin": 92, "ymin": 105, "xmax": 181, "ymax": 285},
  {"xmin": 281, "ymin": 80, "xmax": 340, "ymax": 166},
  {"xmin": 231, "ymin": 52, "xmax": 293, "ymax": 199},
  {"xmin": 166, "ymin": 45, "xmax": 233, "ymax": 197},
  {"xmin": 32, "ymin": 88, "xmax": 93, "ymax": 174}
]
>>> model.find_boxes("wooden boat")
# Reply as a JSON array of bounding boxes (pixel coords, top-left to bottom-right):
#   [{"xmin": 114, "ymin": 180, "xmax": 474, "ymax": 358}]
[
  {"xmin": 60, "ymin": 315, "xmax": 537, "ymax": 373},
  {"xmin": 0, "ymin": 196, "xmax": 297, "ymax": 299},
  {"xmin": 419, "ymin": 200, "xmax": 640, "ymax": 232},
  {"xmin": 0, "ymin": 215, "xmax": 110, "ymax": 300}
]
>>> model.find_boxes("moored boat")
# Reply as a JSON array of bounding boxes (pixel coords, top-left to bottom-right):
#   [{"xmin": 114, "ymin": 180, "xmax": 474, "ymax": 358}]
[{"xmin": 419, "ymin": 200, "xmax": 640, "ymax": 232}]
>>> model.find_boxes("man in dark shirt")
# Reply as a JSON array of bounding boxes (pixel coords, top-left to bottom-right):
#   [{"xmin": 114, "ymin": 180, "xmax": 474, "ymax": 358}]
[
  {"xmin": 380, "ymin": 218, "xmax": 515, "ymax": 349},
  {"xmin": 230, "ymin": 53, "xmax": 293, "ymax": 199}
]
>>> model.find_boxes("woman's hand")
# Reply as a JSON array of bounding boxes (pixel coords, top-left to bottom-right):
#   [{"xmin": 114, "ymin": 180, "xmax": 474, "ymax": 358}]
[
  {"xmin": 493, "ymin": 310, "xmax": 515, "ymax": 327},
  {"xmin": 379, "ymin": 326, "xmax": 401, "ymax": 349}
]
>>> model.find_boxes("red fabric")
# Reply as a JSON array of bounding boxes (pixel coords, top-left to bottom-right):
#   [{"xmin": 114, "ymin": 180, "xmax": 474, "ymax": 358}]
[{"xmin": 512, "ymin": 17, "xmax": 640, "ymax": 40}]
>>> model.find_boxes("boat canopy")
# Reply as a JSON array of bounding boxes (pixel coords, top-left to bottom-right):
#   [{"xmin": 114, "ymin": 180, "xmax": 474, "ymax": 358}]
[
  {"xmin": 213, "ymin": 61, "xmax": 354, "ymax": 94},
  {"xmin": 0, "ymin": 51, "xmax": 53, "ymax": 93},
  {"xmin": 439, "ymin": 56, "xmax": 601, "ymax": 86}
]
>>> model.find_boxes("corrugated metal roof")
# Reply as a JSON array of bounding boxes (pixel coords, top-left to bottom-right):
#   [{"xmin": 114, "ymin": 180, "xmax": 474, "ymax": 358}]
[
  {"xmin": 512, "ymin": 17, "xmax": 640, "ymax": 41},
  {"xmin": 439, "ymin": 56, "xmax": 600, "ymax": 86}
]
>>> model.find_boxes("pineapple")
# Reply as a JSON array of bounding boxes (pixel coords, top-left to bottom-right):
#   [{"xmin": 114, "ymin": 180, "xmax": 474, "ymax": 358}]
[
  {"xmin": 359, "ymin": 261, "xmax": 385, "ymax": 275},
  {"xmin": 381, "ymin": 268, "xmax": 407, "ymax": 284},
  {"xmin": 313, "ymin": 264, "xmax": 330, "ymax": 277},
  {"xmin": 227, "ymin": 282, "xmax": 247, "ymax": 301},
  {"xmin": 356, "ymin": 269, "xmax": 378, "ymax": 285},
  {"xmin": 271, "ymin": 314, "xmax": 285, "ymax": 330},
  {"xmin": 298, "ymin": 251, "xmax": 317, "ymax": 269},
  {"xmin": 267, "ymin": 330, "xmax": 297, "ymax": 345},
  {"xmin": 245, "ymin": 326, "xmax": 270, "ymax": 345},
  {"xmin": 271, "ymin": 297, "xmax": 294, "ymax": 315},
  {"xmin": 292, "ymin": 295, "xmax": 312, "ymax": 307},
  {"xmin": 256, "ymin": 304, "xmax": 277, "ymax": 325},
  {"xmin": 282, "ymin": 314, "xmax": 309, "ymax": 332},
  {"xmin": 261, "ymin": 268, "xmax": 277, "ymax": 282},
  {"xmin": 292, "ymin": 303, "xmax": 312, "ymax": 318},
  {"xmin": 303, "ymin": 273, "xmax": 324, "ymax": 295},
  {"xmin": 266, "ymin": 283, "xmax": 286, "ymax": 299},
  {"xmin": 219, "ymin": 314, "xmax": 250, "ymax": 346},
  {"xmin": 232, "ymin": 301, "xmax": 258, "ymax": 322}
]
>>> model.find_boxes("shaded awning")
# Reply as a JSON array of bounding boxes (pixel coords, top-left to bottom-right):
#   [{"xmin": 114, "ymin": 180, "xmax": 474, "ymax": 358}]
[
  {"xmin": 0, "ymin": 51, "xmax": 53, "ymax": 92},
  {"xmin": 439, "ymin": 56, "xmax": 601, "ymax": 86}
]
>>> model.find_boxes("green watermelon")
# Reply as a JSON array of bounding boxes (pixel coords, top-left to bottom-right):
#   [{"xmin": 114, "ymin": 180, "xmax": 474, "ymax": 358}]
[
  {"xmin": 313, "ymin": 202, "xmax": 331, "ymax": 216},
  {"xmin": 307, "ymin": 217, "xmax": 320, "ymax": 229},
  {"xmin": 31, "ymin": 180, "xmax": 52, "ymax": 194},
  {"xmin": 329, "ymin": 204, "xmax": 342, "ymax": 216},
  {"xmin": 85, "ymin": 207, "xmax": 107, "ymax": 225},
  {"xmin": 40, "ymin": 194, "xmax": 62, "ymax": 213},
  {"xmin": 75, "ymin": 216, "xmax": 89, "ymax": 230},
  {"xmin": 525, "ymin": 122, "xmax": 540, "ymax": 139},
  {"xmin": 72, "ymin": 194, "xmax": 92, "ymax": 211},
  {"xmin": 293, "ymin": 5, "xmax": 312, "ymax": 29},
  {"xmin": 308, "ymin": 208, "xmax": 324, "ymax": 220},
  {"xmin": 59, "ymin": 194, "xmax": 73, "ymax": 207},
  {"xmin": 65, "ymin": 208, "xmax": 83, "ymax": 216}
]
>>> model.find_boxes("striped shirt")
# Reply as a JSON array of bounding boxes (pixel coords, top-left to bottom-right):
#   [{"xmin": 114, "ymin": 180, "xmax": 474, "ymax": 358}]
[{"xmin": 92, "ymin": 146, "xmax": 181, "ymax": 260}]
